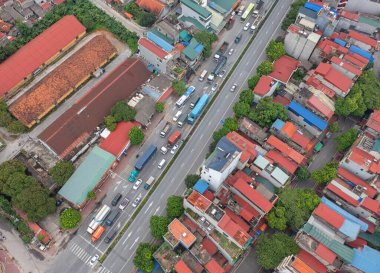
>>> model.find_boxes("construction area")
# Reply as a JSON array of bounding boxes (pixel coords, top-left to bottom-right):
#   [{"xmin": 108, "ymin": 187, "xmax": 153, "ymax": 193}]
[{"xmin": 9, "ymin": 35, "xmax": 117, "ymax": 128}]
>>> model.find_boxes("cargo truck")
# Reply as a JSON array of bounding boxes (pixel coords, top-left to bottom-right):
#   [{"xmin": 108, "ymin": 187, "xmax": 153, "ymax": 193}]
[
  {"xmin": 177, "ymin": 114, "xmax": 188, "ymax": 128},
  {"xmin": 134, "ymin": 144, "xmax": 157, "ymax": 171},
  {"xmin": 144, "ymin": 176, "xmax": 155, "ymax": 190},
  {"xmin": 208, "ymin": 56, "xmax": 227, "ymax": 82},
  {"xmin": 160, "ymin": 122, "xmax": 172, "ymax": 137},
  {"xmin": 190, "ymin": 96, "xmax": 200, "ymax": 109},
  {"xmin": 187, "ymin": 94, "xmax": 209, "ymax": 124},
  {"xmin": 87, "ymin": 205, "xmax": 110, "ymax": 234},
  {"xmin": 168, "ymin": 130, "xmax": 181, "ymax": 146},
  {"xmin": 91, "ymin": 226, "xmax": 105, "ymax": 242},
  {"xmin": 214, "ymin": 41, "xmax": 229, "ymax": 62}
]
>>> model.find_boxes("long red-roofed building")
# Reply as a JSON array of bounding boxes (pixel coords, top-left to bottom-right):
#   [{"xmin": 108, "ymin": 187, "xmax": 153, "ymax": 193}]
[
  {"xmin": 0, "ymin": 15, "xmax": 86, "ymax": 98},
  {"xmin": 266, "ymin": 135, "xmax": 305, "ymax": 164}
]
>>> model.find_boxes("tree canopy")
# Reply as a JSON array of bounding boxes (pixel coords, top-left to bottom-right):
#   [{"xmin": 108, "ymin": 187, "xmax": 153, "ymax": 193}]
[
  {"xmin": 256, "ymin": 61, "xmax": 274, "ymax": 76},
  {"xmin": 239, "ymin": 89, "xmax": 254, "ymax": 105},
  {"xmin": 295, "ymin": 166, "xmax": 311, "ymax": 182},
  {"xmin": 133, "ymin": 243, "xmax": 158, "ymax": 273},
  {"xmin": 172, "ymin": 80, "xmax": 186, "ymax": 96},
  {"xmin": 256, "ymin": 233, "xmax": 299, "ymax": 270},
  {"xmin": 155, "ymin": 102, "xmax": 165, "ymax": 113},
  {"xmin": 281, "ymin": 0, "xmax": 308, "ymax": 30},
  {"xmin": 129, "ymin": 126, "xmax": 145, "ymax": 145},
  {"xmin": 248, "ymin": 97, "xmax": 288, "ymax": 127},
  {"xmin": 60, "ymin": 208, "xmax": 81, "ymax": 229},
  {"xmin": 328, "ymin": 121, "xmax": 340, "ymax": 133},
  {"xmin": 49, "ymin": 160, "xmax": 75, "ymax": 187},
  {"xmin": 185, "ymin": 174, "xmax": 200, "ymax": 189},
  {"xmin": 233, "ymin": 102, "xmax": 250, "ymax": 118},
  {"xmin": 150, "ymin": 216, "xmax": 169, "ymax": 239},
  {"xmin": 312, "ymin": 161, "xmax": 338, "ymax": 185},
  {"xmin": 248, "ymin": 75, "xmax": 260, "ymax": 89},
  {"xmin": 166, "ymin": 195, "xmax": 184, "ymax": 219},
  {"xmin": 111, "ymin": 101, "xmax": 136, "ymax": 122},
  {"xmin": 104, "ymin": 115, "xmax": 117, "ymax": 131},
  {"xmin": 266, "ymin": 40, "xmax": 285, "ymax": 62},
  {"xmin": 193, "ymin": 31, "xmax": 218, "ymax": 57},
  {"xmin": 334, "ymin": 128, "xmax": 359, "ymax": 152}
]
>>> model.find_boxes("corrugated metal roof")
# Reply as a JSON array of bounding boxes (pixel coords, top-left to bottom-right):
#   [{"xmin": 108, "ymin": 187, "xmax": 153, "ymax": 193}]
[
  {"xmin": 287, "ymin": 101, "xmax": 328, "ymax": 131},
  {"xmin": 147, "ymin": 31, "xmax": 174, "ymax": 52},
  {"xmin": 271, "ymin": 167, "xmax": 289, "ymax": 185},
  {"xmin": 272, "ymin": 119, "xmax": 285, "ymax": 131},
  {"xmin": 253, "ymin": 155, "xmax": 270, "ymax": 170},
  {"xmin": 180, "ymin": 0, "xmax": 211, "ymax": 18},
  {"xmin": 182, "ymin": 38, "xmax": 204, "ymax": 61},
  {"xmin": 58, "ymin": 146, "xmax": 115, "ymax": 206},
  {"xmin": 194, "ymin": 179, "xmax": 209, "ymax": 194},
  {"xmin": 352, "ymin": 246, "xmax": 380, "ymax": 273}
]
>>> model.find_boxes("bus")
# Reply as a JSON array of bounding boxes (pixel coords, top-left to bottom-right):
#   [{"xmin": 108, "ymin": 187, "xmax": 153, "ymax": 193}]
[
  {"xmin": 175, "ymin": 86, "xmax": 196, "ymax": 107},
  {"xmin": 87, "ymin": 205, "xmax": 111, "ymax": 234},
  {"xmin": 199, "ymin": 70, "xmax": 207, "ymax": 81},
  {"xmin": 241, "ymin": 3, "xmax": 254, "ymax": 21}
]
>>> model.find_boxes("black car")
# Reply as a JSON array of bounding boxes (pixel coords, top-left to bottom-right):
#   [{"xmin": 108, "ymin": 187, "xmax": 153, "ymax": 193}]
[{"xmin": 111, "ymin": 193, "xmax": 122, "ymax": 206}]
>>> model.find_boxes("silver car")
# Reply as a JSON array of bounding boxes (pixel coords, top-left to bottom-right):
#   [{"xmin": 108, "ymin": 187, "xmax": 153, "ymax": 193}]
[
  {"xmin": 211, "ymin": 83, "xmax": 218, "ymax": 91},
  {"xmin": 89, "ymin": 254, "xmax": 99, "ymax": 266},
  {"xmin": 230, "ymin": 83, "xmax": 237, "ymax": 92},
  {"xmin": 119, "ymin": 197, "xmax": 130, "ymax": 210},
  {"xmin": 132, "ymin": 196, "xmax": 141, "ymax": 208}
]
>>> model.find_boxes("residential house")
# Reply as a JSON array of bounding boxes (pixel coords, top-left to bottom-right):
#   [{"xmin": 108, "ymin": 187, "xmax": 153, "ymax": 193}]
[
  {"xmin": 179, "ymin": 0, "xmax": 212, "ymax": 30},
  {"xmin": 238, "ymin": 117, "xmax": 269, "ymax": 145},
  {"xmin": 277, "ymin": 250, "xmax": 328, "ymax": 273},
  {"xmin": 138, "ymin": 37, "xmax": 173, "ymax": 73},
  {"xmin": 136, "ymin": 0, "xmax": 167, "ymax": 18},
  {"xmin": 201, "ymin": 136, "xmax": 241, "ymax": 191},
  {"xmin": 366, "ymin": 110, "xmax": 380, "ymax": 137},
  {"xmin": 329, "ymin": 56, "xmax": 362, "ymax": 80},
  {"xmin": 296, "ymin": 6, "xmax": 318, "ymax": 23},
  {"xmin": 348, "ymin": 30, "xmax": 378, "ymax": 51},
  {"xmin": 181, "ymin": 38, "xmax": 204, "ymax": 66},
  {"xmin": 265, "ymin": 135, "xmax": 306, "ymax": 165},
  {"xmin": 310, "ymin": 38, "xmax": 349, "ymax": 65},
  {"xmin": 0, "ymin": 31, "xmax": 8, "ymax": 46},
  {"xmin": 154, "ymin": 20, "xmax": 180, "ymax": 44},
  {"xmin": 253, "ymin": 75, "xmax": 279, "ymax": 102},
  {"xmin": 252, "ymin": 155, "xmax": 291, "ymax": 188},
  {"xmin": 268, "ymin": 55, "xmax": 300, "ymax": 85},
  {"xmin": 165, "ymin": 218, "xmax": 197, "ymax": 249},
  {"xmin": 306, "ymin": 93, "xmax": 334, "ymax": 121}
]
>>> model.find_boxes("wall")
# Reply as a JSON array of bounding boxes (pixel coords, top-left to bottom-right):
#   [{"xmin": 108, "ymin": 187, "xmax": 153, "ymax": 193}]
[{"xmin": 138, "ymin": 44, "xmax": 168, "ymax": 73}]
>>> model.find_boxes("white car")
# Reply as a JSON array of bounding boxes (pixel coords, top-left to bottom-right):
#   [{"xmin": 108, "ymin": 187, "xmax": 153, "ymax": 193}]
[
  {"xmin": 89, "ymin": 254, "xmax": 99, "ymax": 266},
  {"xmin": 243, "ymin": 22, "xmax": 250, "ymax": 31},
  {"xmin": 133, "ymin": 179, "xmax": 143, "ymax": 190},
  {"xmin": 218, "ymin": 70, "xmax": 226, "ymax": 78},
  {"xmin": 228, "ymin": 48, "xmax": 234, "ymax": 55},
  {"xmin": 119, "ymin": 197, "xmax": 130, "ymax": 210},
  {"xmin": 211, "ymin": 83, "xmax": 218, "ymax": 91},
  {"xmin": 230, "ymin": 83, "xmax": 237, "ymax": 92},
  {"xmin": 171, "ymin": 144, "xmax": 179, "ymax": 154}
]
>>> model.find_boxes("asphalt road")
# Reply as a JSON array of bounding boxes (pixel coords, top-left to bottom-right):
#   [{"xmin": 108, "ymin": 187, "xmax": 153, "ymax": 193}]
[{"xmin": 47, "ymin": 1, "xmax": 296, "ymax": 272}]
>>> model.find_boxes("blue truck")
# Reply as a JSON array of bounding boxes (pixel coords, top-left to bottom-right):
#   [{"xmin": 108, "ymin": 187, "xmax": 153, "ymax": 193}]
[
  {"xmin": 187, "ymin": 94, "xmax": 209, "ymax": 124},
  {"xmin": 134, "ymin": 144, "xmax": 157, "ymax": 171}
]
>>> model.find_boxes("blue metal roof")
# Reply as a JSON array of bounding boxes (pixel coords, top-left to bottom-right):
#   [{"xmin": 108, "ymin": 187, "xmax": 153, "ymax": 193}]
[
  {"xmin": 147, "ymin": 31, "xmax": 174, "ymax": 53},
  {"xmin": 334, "ymin": 38, "xmax": 346, "ymax": 47},
  {"xmin": 304, "ymin": 2, "xmax": 338, "ymax": 15},
  {"xmin": 287, "ymin": 101, "xmax": 328, "ymax": 131},
  {"xmin": 349, "ymin": 45, "xmax": 374, "ymax": 63},
  {"xmin": 272, "ymin": 119, "xmax": 285, "ymax": 131},
  {"xmin": 339, "ymin": 220, "xmax": 361, "ymax": 240},
  {"xmin": 321, "ymin": 197, "xmax": 368, "ymax": 232},
  {"xmin": 194, "ymin": 179, "xmax": 209, "ymax": 194},
  {"xmin": 352, "ymin": 246, "xmax": 380, "ymax": 273}
]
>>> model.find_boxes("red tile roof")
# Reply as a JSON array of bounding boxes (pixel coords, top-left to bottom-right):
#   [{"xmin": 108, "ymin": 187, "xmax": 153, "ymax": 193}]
[
  {"xmin": 253, "ymin": 75, "xmax": 274, "ymax": 96},
  {"xmin": 205, "ymin": 259, "xmax": 225, "ymax": 273},
  {"xmin": 280, "ymin": 121, "xmax": 312, "ymax": 150},
  {"xmin": 307, "ymin": 95, "xmax": 334, "ymax": 119},
  {"xmin": 99, "ymin": 121, "xmax": 139, "ymax": 157},
  {"xmin": 266, "ymin": 135, "xmax": 305, "ymax": 164},
  {"xmin": 169, "ymin": 219, "xmax": 196, "ymax": 248},
  {"xmin": 265, "ymin": 150, "xmax": 298, "ymax": 174},
  {"xmin": 343, "ymin": 53, "xmax": 369, "ymax": 69},
  {"xmin": 136, "ymin": 0, "xmax": 165, "ymax": 16},
  {"xmin": 203, "ymin": 190, "xmax": 215, "ymax": 201},
  {"xmin": 348, "ymin": 147, "xmax": 379, "ymax": 172},
  {"xmin": 187, "ymin": 190, "xmax": 211, "ymax": 212},
  {"xmin": 224, "ymin": 208, "xmax": 250, "ymax": 232},
  {"xmin": 292, "ymin": 257, "xmax": 317, "ymax": 273},
  {"xmin": 315, "ymin": 63, "xmax": 353, "ymax": 93},
  {"xmin": 337, "ymin": 167, "xmax": 377, "ymax": 198},
  {"xmin": 202, "ymin": 237, "xmax": 218, "ymax": 255},
  {"xmin": 273, "ymin": 95, "xmax": 291, "ymax": 106},
  {"xmin": 330, "ymin": 56, "xmax": 362, "ymax": 76},
  {"xmin": 306, "ymin": 74, "xmax": 335, "ymax": 98},
  {"xmin": 361, "ymin": 198, "xmax": 380, "ymax": 217},
  {"xmin": 317, "ymin": 39, "xmax": 348, "ymax": 55},
  {"xmin": 287, "ymin": 24, "xmax": 302, "ymax": 34},
  {"xmin": 226, "ymin": 131, "xmax": 258, "ymax": 162},
  {"xmin": 366, "ymin": 110, "xmax": 380, "ymax": 133},
  {"xmin": 349, "ymin": 30, "xmax": 377, "ymax": 47},
  {"xmin": 298, "ymin": 250, "xmax": 328, "ymax": 273},
  {"xmin": 313, "ymin": 203, "xmax": 344, "ymax": 229},
  {"xmin": 315, "ymin": 243, "xmax": 337, "ymax": 264},
  {"xmin": 326, "ymin": 182, "xmax": 360, "ymax": 206},
  {"xmin": 233, "ymin": 193, "xmax": 261, "ymax": 221},
  {"xmin": 139, "ymin": 37, "xmax": 168, "ymax": 59},
  {"xmin": 234, "ymin": 178, "xmax": 273, "ymax": 213},
  {"xmin": 269, "ymin": 55, "xmax": 300, "ymax": 84},
  {"xmin": 347, "ymin": 237, "xmax": 368, "ymax": 249},
  {"xmin": 358, "ymin": 217, "xmax": 376, "ymax": 233},
  {"xmin": 218, "ymin": 214, "xmax": 250, "ymax": 247},
  {"xmin": 41, "ymin": 2, "xmax": 52, "ymax": 10},
  {"xmin": 0, "ymin": 16, "xmax": 86, "ymax": 97},
  {"xmin": 340, "ymin": 10, "xmax": 360, "ymax": 22},
  {"xmin": 175, "ymin": 260, "xmax": 193, "ymax": 273}
]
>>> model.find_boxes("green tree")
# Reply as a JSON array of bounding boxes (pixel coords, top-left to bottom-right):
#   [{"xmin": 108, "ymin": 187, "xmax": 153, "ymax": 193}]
[
  {"xmin": 104, "ymin": 115, "xmax": 117, "ymax": 131},
  {"xmin": 0, "ymin": 160, "xmax": 26, "ymax": 191},
  {"xmin": 129, "ymin": 126, "xmax": 144, "ymax": 145},
  {"xmin": 8, "ymin": 120, "xmax": 26, "ymax": 134},
  {"xmin": 111, "ymin": 101, "xmax": 136, "ymax": 122},
  {"xmin": 312, "ymin": 161, "xmax": 338, "ymax": 185},
  {"xmin": 256, "ymin": 233, "xmax": 299, "ymax": 270},
  {"xmin": 0, "ymin": 111, "xmax": 13, "ymax": 127},
  {"xmin": 248, "ymin": 75, "xmax": 260, "ymax": 89},
  {"xmin": 155, "ymin": 102, "xmax": 165, "ymax": 113},
  {"xmin": 185, "ymin": 174, "xmax": 200, "ymax": 188},
  {"xmin": 3, "ymin": 173, "xmax": 38, "ymax": 199},
  {"xmin": 233, "ymin": 102, "xmax": 250, "ymax": 118},
  {"xmin": 137, "ymin": 12, "xmax": 156, "ymax": 27},
  {"xmin": 223, "ymin": 117, "xmax": 238, "ymax": 131},
  {"xmin": 334, "ymin": 128, "xmax": 359, "ymax": 152},
  {"xmin": 87, "ymin": 191, "xmax": 96, "ymax": 200},
  {"xmin": 49, "ymin": 160, "xmax": 75, "ymax": 187},
  {"xmin": 257, "ymin": 61, "xmax": 273, "ymax": 76},
  {"xmin": 166, "ymin": 195, "xmax": 184, "ymax": 219},
  {"xmin": 239, "ymin": 89, "xmax": 254, "ymax": 104},
  {"xmin": 328, "ymin": 121, "xmax": 340, "ymax": 133},
  {"xmin": 133, "ymin": 243, "xmax": 158, "ymax": 273},
  {"xmin": 193, "ymin": 31, "xmax": 218, "ymax": 57},
  {"xmin": 267, "ymin": 207, "xmax": 287, "ymax": 231},
  {"xmin": 292, "ymin": 68, "xmax": 305, "ymax": 81},
  {"xmin": 150, "ymin": 216, "xmax": 169, "ymax": 239},
  {"xmin": 172, "ymin": 80, "xmax": 186, "ymax": 96},
  {"xmin": 281, "ymin": 0, "xmax": 308, "ymax": 30},
  {"xmin": 295, "ymin": 166, "xmax": 311, "ymax": 182},
  {"xmin": 248, "ymin": 97, "xmax": 288, "ymax": 127},
  {"xmin": 60, "ymin": 208, "xmax": 81, "ymax": 229},
  {"xmin": 266, "ymin": 40, "xmax": 285, "ymax": 61}
]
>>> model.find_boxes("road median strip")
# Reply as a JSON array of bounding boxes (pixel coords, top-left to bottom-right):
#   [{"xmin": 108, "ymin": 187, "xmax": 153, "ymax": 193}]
[{"xmin": 99, "ymin": 0, "xmax": 279, "ymax": 263}]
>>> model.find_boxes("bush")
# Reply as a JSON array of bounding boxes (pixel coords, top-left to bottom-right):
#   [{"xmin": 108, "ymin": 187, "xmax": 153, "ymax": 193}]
[
  {"xmin": 60, "ymin": 208, "xmax": 81, "ymax": 229},
  {"xmin": 248, "ymin": 75, "xmax": 260, "ymax": 89},
  {"xmin": 266, "ymin": 40, "xmax": 285, "ymax": 62},
  {"xmin": 248, "ymin": 97, "xmax": 287, "ymax": 127},
  {"xmin": 233, "ymin": 102, "xmax": 250, "ymax": 118},
  {"xmin": 239, "ymin": 89, "xmax": 254, "ymax": 104},
  {"xmin": 166, "ymin": 195, "xmax": 184, "ymax": 219},
  {"xmin": 133, "ymin": 243, "xmax": 158, "ymax": 273},
  {"xmin": 87, "ymin": 191, "xmax": 96, "ymax": 200},
  {"xmin": 193, "ymin": 31, "xmax": 218, "ymax": 58},
  {"xmin": 257, "ymin": 61, "xmax": 273, "ymax": 76},
  {"xmin": 129, "ymin": 126, "xmax": 144, "ymax": 145},
  {"xmin": 104, "ymin": 115, "xmax": 117, "ymax": 131},
  {"xmin": 150, "ymin": 216, "xmax": 169, "ymax": 239},
  {"xmin": 328, "ymin": 121, "xmax": 340, "ymax": 133},
  {"xmin": 49, "ymin": 160, "xmax": 75, "ymax": 187},
  {"xmin": 155, "ymin": 102, "xmax": 165, "ymax": 113}
]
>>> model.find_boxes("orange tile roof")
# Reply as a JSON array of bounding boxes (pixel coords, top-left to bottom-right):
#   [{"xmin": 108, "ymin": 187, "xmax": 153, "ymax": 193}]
[
  {"xmin": 298, "ymin": 250, "xmax": 328, "ymax": 273},
  {"xmin": 266, "ymin": 135, "xmax": 305, "ymax": 164},
  {"xmin": 9, "ymin": 35, "xmax": 116, "ymax": 127},
  {"xmin": 205, "ymin": 259, "xmax": 225, "ymax": 273},
  {"xmin": 136, "ymin": 0, "xmax": 165, "ymax": 16},
  {"xmin": 175, "ymin": 260, "xmax": 193, "ymax": 273},
  {"xmin": 168, "ymin": 219, "xmax": 196, "ymax": 248},
  {"xmin": 366, "ymin": 110, "xmax": 380, "ymax": 133},
  {"xmin": 292, "ymin": 257, "xmax": 317, "ymax": 273},
  {"xmin": 218, "ymin": 214, "xmax": 250, "ymax": 247},
  {"xmin": 0, "ymin": 15, "xmax": 86, "ymax": 97},
  {"xmin": 187, "ymin": 190, "xmax": 211, "ymax": 212}
]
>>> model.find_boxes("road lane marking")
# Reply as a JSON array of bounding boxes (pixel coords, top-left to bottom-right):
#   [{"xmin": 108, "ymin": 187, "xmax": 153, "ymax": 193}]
[
  {"xmin": 144, "ymin": 201, "xmax": 154, "ymax": 214},
  {"xmin": 155, "ymin": 206, "xmax": 161, "ymax": 214},
  {"xmin": 122, "ymin": 231, "xmax": 132, "ymax": 245},
  {"xmin": 190, "ymin": 148, "xmax": 194, "ymax": 154},
  {"xmin": 129, "ymin": 236, "xmax": 139, "ymax": 250},
  {"xmin": 200, "ymin": 133, "xmax": 204, "ymax": 140}
]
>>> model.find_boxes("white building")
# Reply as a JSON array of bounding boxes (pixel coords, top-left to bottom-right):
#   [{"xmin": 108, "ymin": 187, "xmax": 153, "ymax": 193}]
[{"xmin": 138, "ymin": 37, "xmax": 173, "ymax": 74}]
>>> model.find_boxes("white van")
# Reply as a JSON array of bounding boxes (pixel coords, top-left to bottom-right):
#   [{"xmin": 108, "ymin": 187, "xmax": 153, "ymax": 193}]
[
  {"xmin": 199, "ymin": 70, "xmax": 207, "ymax": 81},
  {"xmin": 173, "ymin": 110, "xmax": 182, "ymax": 122},
  {"xmin": 160, "ymin": 146, "xmax": 168, "ymax": 155},
  {"xmin": 158, "ymin": 159, "xmax": 166, "ymax": 169}
]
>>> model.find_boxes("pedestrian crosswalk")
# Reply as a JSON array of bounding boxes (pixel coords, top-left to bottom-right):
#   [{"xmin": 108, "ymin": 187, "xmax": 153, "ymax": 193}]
[{"xmin": 69, "ymin": 243, "xmax": 112, "ymax": 273}]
